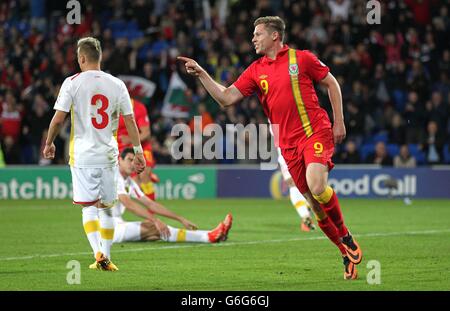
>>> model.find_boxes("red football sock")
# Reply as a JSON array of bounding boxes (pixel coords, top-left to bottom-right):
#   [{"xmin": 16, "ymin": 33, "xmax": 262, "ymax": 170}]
[
  {"xmin": 321, "ymin": 191, "xmax": 349, "ymax": 238},
  {"xmin": 317, "ymin": 217, "xmax": 346, "ymax": 255}
]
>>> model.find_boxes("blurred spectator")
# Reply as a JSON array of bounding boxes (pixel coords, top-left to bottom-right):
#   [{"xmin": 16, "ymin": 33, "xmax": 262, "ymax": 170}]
[
  {"xmin": 0, "ymin": 91, "xmax": 22, "ymax": 143},
  {"xmin": 22, "ymin": 94, "xmax": 51, "ymax": 163},
  {"xmin": 189, "ymin": 103, "xmax": 214, "ymax": 132},
  {"xmin": 405, "ymin": 0, "xmax": 433, "ymax": 26},
  {"xmin": 394, "ymin": 144, "xmax": 417, "ymax": 168},
  {"xmin": 388, "ymin": 113, "xmax": 406, "ymax": 145},
  {"xmin": 425, "ymin": 91, "xmax": 447, "ymax": 131},
  {"xmin": 327, "ymin": 0, "xmax": 351, "ymax": 23},
  {"xmin": 422, "ymin": 120, "xmax": 445, "ymax": 164},
  {"xmin": 337, "ymin": 140, "xmax": 361, "ymax": 164},
  {"xmin": 366, "ymin": 141, "xmax": 393, "ymax": 166},
  {"xmin": 403, "ymin": 91, "xmax": 426, "ymax": 144},
  {"xmin": 344, "ymin": 101, "xmax": 364, "ymax": 144},
  {"xmin": 1, "ymin": 135, "xmax": 21, "ymax": 164}
]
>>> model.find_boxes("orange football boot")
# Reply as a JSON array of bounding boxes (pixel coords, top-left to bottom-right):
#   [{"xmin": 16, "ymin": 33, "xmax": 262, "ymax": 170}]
[
  {"xmin": 343, "ymin": 256, "xmax": 358, "ymax": 280},
  {"xmin": 341, "ymin": 234, "xmax": 363, "ymax": 265},
  {"xmin": 208, "ymin": 223, "xmax": 225, "ymax": 243}
]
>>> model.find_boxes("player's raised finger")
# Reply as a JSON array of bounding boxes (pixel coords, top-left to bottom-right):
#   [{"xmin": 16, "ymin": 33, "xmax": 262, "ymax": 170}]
[{"xmin": 177, "ymin": 56, "xmax": 192, "ymax": 63}]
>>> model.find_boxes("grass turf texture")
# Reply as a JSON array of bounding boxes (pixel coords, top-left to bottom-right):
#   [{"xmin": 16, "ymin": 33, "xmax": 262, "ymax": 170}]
[{"xmin": 0, "ymin": 199, "xmax": 449, "ymax": 290}]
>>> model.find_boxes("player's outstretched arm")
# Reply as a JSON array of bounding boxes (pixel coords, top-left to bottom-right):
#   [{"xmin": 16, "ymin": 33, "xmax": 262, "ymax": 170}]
[
  {"xmin": 139, "ymin": 195, "xmax": 198, "ymax": 230},
  {"xmin": 119, "ymin": 194, "xmax": 171, "ymax": 237},
  {"xmin": 320, "ymin": 73, "xmax": 346, "ymax": 144},
  {"xmin": 177, "ymin": 56, "xmax": 244, "ymax": 108},
  {"xmin": 119, "ymin": 194, "xmax": 154, "ymax": 219},
  {"xmin": 43, "ymin": 110, "xmax": 68, "ymax": 159}
]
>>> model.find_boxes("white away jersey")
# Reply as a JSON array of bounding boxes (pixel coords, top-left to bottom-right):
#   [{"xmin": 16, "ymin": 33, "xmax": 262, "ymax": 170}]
[
  {"xmin": 54, "ymin": 70, "xmax": 133, "ymax": 168},
  {"xmin": 112, "ymin": 173, "xmax": 144, "ymax": 218}
]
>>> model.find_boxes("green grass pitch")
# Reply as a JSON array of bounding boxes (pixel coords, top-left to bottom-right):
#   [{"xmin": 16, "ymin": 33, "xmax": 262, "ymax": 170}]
[{"xmin": 0, "ymin": 198, "xmax": 449, "ymax": 290}]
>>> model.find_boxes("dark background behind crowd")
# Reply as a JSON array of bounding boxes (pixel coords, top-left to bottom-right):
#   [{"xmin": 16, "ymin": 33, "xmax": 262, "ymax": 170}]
[{"xmin": 0, "ymin": 0, "xmax": 449, "ymax": 167}]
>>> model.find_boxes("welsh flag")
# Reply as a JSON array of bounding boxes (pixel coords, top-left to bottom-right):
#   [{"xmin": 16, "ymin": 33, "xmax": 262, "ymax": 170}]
[
  {"xmin": 161, "ymin": 72, "xmax": 191, "ymax": 118},
  {"xmin": 118, "ymin": 75, "xmax": 156, "ymax": 98}
]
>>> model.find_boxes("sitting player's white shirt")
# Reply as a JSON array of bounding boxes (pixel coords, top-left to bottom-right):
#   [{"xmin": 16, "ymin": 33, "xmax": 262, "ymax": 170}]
[
  {"xmin": 112, "ymin": 173, "xmax": 144, "ymax": 221},
  {"xmin": 54, "ymin": 70, "xmax": 133, "ymax": 168}
]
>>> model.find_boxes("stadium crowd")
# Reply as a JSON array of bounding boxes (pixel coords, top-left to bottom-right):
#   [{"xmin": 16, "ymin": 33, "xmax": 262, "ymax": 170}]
[{"xmin": 0, "ymin": 0, "xmax": 449, "ymax": 166}]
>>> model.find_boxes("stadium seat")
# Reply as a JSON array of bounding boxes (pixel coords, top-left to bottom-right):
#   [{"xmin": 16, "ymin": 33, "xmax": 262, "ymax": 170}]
[
  {"xmin": 360, "ymin": 143, "xmax": 375, "ymax": 161},
  {"xmin": 138, "ymin": 43, "xmax": 152, "ymax": 59},
  {"xmin": 107, "ymin": 20, "xmax": 127, "ymax": 33},
  {"xmin": 408, "ymin": 144, "xmax": 426, "ymax": 165},
  {"xmin": 386, "ymin": 144, "xmax": 400, "ymax": 158},
  {"xmin": 444, "ymin": 144, "xmax": 450, "ymax": 164},
  {"xmin": 372, "ymin": 132, "xmax": 388, "ymax": 143},
  {"xmin": 127, "ymin": 21, "xmax": 139, "ymax": 32}
]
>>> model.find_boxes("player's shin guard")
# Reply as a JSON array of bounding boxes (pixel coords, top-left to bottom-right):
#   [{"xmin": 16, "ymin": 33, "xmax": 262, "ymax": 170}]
[
  {"xmin": 313, "ymin": 186, "xmax": 348, "ymax": 238},
  {"xmin": 289, "ymin": 186, "xmax": 311, "ymax": 219},
  {"xmin": 315, "ymin": 214, "xmax": 346, "ymax": 255},
  {"xmin": 141, "ymin": 181, "xmax": 156, "ymax": 200},
  {"xmin": 162, "ymin": 226, "xmax": 209, "ymax": 243},
  {"xmin": 82, "ymin": 206, "xmax": 101, "ymax": 256},
  {"xmin": 98, "ymin": 207, "xmax": 115, "ymax": 258}
]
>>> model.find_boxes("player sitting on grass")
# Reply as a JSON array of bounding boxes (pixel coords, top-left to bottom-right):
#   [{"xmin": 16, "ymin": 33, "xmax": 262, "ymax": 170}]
[{"xmin": 90, "ymin": 148, "xmax": 232, "ymax": 270}]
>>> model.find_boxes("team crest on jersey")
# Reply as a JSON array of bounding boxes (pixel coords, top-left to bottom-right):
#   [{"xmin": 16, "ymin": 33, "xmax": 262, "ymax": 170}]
[{"xmin": 289, "ymin": 64, "xmax": 299, "ymax": 75}]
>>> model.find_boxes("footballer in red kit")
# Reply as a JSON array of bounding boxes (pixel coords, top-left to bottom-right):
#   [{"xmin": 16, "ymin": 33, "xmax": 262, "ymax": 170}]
[
  {"xmin": 233, "ymin": 46, "xmax": 334, "ymax": 194},
  {"xmin": 117, "ymin": 99, "xmax": 158, "ymax": 200},
  {"xmin": 178, "ymin": 16, "xmax": 362, "ymax": 280}
]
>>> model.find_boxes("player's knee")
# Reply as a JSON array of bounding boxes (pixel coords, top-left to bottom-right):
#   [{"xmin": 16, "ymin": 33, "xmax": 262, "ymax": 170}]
[
  {"xmin": 140, "ymin": 222, "xmax": 151, "ymax": 237},
  {"xmin": 140, "ymin": 221, "xmax": 159, "ymax": 240},
  {"xmin": 309, "ymin": 182, "xmax": 326, "ymax": 196}
]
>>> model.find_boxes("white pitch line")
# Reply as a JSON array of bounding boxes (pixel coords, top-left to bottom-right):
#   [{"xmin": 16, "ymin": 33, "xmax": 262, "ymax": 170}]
[{"xmin": 1, "ymin": 229, "xmax": 449, "ymax": 262}]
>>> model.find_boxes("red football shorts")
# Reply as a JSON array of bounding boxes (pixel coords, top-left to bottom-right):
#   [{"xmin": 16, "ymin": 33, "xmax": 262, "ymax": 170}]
[{"xmin": 281, "ymin": 128, "xmax": 335, "ymax": 194}]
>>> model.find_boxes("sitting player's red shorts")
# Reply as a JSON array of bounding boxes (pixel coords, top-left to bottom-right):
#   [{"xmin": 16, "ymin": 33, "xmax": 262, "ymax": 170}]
[{"xmin": 281, "ymin": 128, "xmax": 335, "ymax": 194}]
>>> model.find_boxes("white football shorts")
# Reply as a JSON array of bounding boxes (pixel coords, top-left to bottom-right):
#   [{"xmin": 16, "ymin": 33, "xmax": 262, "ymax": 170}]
[{"xmin": 71, "ymin": 166, "xmax": 119, "ymax": 207}]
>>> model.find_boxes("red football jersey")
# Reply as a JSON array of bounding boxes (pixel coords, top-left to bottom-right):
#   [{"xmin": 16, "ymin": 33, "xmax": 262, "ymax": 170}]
[
  {"xmin": 233, "ymin": 45, "xmax": 331, "ymax": 149},
  {"xmin": 117, "ymin": 99, "xmax": 151, "ymax": 151}
]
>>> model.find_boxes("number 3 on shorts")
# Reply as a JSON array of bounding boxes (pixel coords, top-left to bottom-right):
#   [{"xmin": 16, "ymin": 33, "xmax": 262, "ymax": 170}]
[{"xmin": 313, "ymin": 142, "xmax": 323, "ymax": 154}]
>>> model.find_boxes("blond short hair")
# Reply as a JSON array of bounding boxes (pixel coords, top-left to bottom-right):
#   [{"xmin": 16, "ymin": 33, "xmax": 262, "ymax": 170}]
[
  {"xmin": 254, "ymin": 16, "xmax": 286, "ymax": 43},
  {"xmin": 77, "ymin": 37, "xmax": 102, "ymax": 63}
]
